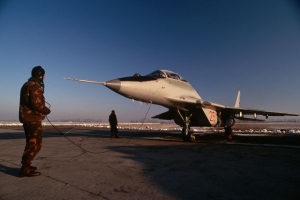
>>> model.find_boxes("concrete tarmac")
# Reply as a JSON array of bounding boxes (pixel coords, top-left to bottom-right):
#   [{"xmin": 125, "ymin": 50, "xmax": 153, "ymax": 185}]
[{"xmin": 0, "ymin": 126, "xmax": 300, "ymax": 200}]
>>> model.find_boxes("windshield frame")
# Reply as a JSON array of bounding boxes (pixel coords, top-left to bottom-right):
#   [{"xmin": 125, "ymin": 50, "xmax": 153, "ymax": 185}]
[{"xmin": 146, "ymin": 70, "xmax": 186, "ymax": 82}]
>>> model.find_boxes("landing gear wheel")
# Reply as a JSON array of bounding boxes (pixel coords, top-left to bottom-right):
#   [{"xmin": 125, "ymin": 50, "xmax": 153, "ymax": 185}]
[
  {"xmin": 225, "ymin": 126, "xmax": 233, "ymax": 140},
  {"xmin": 188, "ymin": 132, "xmax": 195, "ymax": 142},
  {"xmin": 226, "ymin": 133, "xmax": 233, "ymax": 140},
  {"xmin": 182, "ymin": 126, "xmax": 195, "ymax": 142}
]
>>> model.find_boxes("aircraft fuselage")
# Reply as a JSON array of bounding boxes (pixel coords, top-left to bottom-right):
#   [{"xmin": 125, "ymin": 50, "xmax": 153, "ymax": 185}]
[{"xmin": 105, "ymin": 75, "xmax": 201, "ymax": 110}]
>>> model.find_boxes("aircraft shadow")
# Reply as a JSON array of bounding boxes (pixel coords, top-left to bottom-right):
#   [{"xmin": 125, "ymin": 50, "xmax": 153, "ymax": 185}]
[{"xmin": 105, "ymin": 140, "xmax": 300, "ymax": 199}]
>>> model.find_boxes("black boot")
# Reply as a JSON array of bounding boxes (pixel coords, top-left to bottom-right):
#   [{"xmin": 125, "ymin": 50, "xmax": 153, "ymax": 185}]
[
  {"xmin": 19, "ymin": 165, "xmax": 41, "ymax": 177},
  {"xmin": 30, "ymin": 166, "xmax": 37, "ymax": 171}
]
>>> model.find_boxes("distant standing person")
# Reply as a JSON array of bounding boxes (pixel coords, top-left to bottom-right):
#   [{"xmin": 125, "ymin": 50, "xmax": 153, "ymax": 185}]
[
  {"xmin": 109, "ymin": 110, "xmax": 119, "ymax": 138},
  {"xmin": 19, "ymin": 66, "xmax": 51, "ymax": 177}
]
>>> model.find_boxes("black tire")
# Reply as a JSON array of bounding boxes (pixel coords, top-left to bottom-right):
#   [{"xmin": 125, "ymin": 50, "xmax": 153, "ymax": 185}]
[
  {"xmin": 182, "ymin": 126, "xmax": 195, "ymax": 142},
  {"xmin": 188, "ymin": 132, "xmax": 195, "ymax": 142},
  {"xmin": 225, "ymin": 126, "xmax": 233, "ymax": 140}
]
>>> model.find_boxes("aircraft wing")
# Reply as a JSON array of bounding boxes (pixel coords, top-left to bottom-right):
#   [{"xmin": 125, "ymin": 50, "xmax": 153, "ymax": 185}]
[
  {"xmin": 222, "ymin": 106, "xmax": 299, "ymax": 117},
  {"xmin": 165, "ymin": 96, "xmax": 225, "ymax": 110},
  {"xmin": 152, "ymin": 110, "xmax": 174, "ymax": 120},
  {"xmin": 169, "ymin": 95, "xmax": 298, "ymax": 116},
  {"xmin": 154, "ymin": 96, "xmax": 298, "ymax": 120}
]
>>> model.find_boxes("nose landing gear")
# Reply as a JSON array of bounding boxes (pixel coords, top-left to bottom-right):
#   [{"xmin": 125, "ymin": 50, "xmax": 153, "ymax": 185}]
[
  {"xmin": 182, "ymin": 125, "xmax": 195, "ymax": 142},
  {"xmin": 177, "ymin": 110, "xmax": 195, "ymax": 142}
]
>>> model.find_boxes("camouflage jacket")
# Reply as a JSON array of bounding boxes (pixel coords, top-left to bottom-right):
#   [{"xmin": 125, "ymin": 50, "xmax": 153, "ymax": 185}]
[{"xmin": 19, "ymin": 77, "xmax": 51, "ymax": 123}]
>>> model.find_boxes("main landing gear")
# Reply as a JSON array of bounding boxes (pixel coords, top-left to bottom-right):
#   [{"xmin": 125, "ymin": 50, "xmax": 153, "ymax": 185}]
[
  {"xmin": 225, "ymin": 126, "xmax": 233, "ymax": 140},
  {"xmin": 224, "ymin": 117, "xmax": 235, "ymax": 140}
]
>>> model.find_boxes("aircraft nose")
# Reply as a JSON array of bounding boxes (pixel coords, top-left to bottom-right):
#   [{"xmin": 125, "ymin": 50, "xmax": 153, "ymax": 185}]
[{"xmin": 105, "ymin": 79, "xmax": 121, "ymax": 92}]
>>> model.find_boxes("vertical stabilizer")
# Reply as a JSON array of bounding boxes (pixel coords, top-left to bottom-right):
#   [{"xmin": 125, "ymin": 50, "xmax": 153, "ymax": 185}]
[{"xmin": 234, "ymin": 89, "xmax": 241, "ymax": 108}]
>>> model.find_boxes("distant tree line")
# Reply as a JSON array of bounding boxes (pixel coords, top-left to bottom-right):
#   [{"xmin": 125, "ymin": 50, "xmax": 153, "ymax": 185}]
[
  {"xmin": 1, "ymin": 118, "xmax": 299, "ymax": 123},
  {"xmin": 57, "ymin": 119, "xmax": 103, "ymax": 122},
  {"xmin": 130, "ymin": 119, "xmax": 173, "ymax": 123},
  {"xmin": 236, "ymin": 118, "xmax": 300, "ymax": 123}
]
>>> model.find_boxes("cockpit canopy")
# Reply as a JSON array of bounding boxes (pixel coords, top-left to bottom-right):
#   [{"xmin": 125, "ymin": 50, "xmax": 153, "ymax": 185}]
[{"xmin": 146, "ymin": 70, "xmax": 187, "ymax": 82}]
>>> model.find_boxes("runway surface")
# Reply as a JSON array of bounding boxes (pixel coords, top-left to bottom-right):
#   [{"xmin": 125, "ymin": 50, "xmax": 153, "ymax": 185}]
[{"xmin": 1, "ymin": 126, "xmax": 300, "ymax": 200}]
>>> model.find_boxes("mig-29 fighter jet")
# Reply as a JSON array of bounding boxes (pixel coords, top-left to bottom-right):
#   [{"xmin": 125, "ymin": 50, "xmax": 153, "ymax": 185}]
[{"xmin": 65, "ymin": 70, "xmax": 298, "ymax": 142}]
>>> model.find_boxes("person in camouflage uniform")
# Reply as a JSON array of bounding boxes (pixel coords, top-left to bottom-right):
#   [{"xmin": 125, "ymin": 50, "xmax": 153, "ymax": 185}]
[{"xmin": 19, "ymin": 66, "xmax": 51, "ymax": 177}]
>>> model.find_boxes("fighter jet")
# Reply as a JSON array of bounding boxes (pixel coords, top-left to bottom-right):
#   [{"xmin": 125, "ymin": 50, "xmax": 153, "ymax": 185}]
[{"xmin": 65, "ymin": 69, "xmax": 298, "ymax": 142}]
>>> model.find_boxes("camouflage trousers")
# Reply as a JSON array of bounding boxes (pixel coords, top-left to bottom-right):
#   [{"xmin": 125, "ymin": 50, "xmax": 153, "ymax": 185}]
[{"xmin": 21, "ymin": 121, "xmax": 43, "ymax": 167}]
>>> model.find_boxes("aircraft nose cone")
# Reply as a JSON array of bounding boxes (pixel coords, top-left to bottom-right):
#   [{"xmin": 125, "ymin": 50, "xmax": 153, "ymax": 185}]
[{"xmin": 105, "ymin": 79, "xmax": 121, "ymax": 92}]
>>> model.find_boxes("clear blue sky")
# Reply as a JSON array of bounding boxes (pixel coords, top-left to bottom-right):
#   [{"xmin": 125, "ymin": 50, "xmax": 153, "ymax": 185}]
[{"xmin": 1, "ymin": 0, "xmax": 300, "ymax": 122}]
